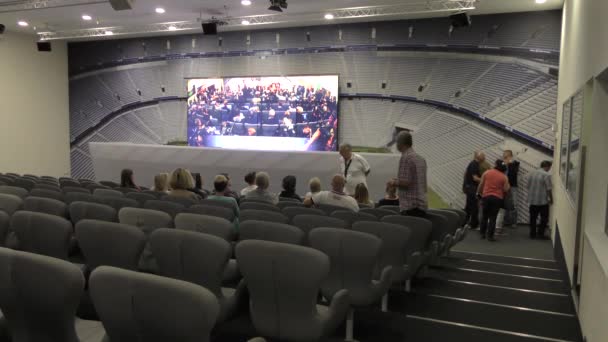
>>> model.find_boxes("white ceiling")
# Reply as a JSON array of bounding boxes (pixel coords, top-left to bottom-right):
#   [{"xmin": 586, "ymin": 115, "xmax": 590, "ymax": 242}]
[{"xmin": 0, "ymin": 0, "xmax": 563, "ymax": 40}]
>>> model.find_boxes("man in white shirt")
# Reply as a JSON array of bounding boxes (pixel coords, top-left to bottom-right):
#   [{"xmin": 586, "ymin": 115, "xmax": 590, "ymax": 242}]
[
  {"xmin": 338, "ymin": 144, "xmax": 371, "ymax": 196},
  {"xmin": 304, "ymin": 174, "xmax": 359, "ymax": 212}
]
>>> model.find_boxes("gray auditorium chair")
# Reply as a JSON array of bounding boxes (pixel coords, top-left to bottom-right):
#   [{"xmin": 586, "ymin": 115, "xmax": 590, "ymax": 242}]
[
  {"xmin": 441, "ymin": 208, "xmax": 468, "ymax": 242},
  {"xmin": 38, "ymin": 179, "xmax": 60, "ymax": 186},
  {"xmin": 142, "ymin": 190, "xmax": 166, "ymax": 199},
  {"xmin": 424, "ymin": 212, "xmax": 451, "ymax": 264},
  {"xmin": 150, "ymin": 229, "xmax": 244, "ymax": 323},
  {"xmin": 282, "ymin": 206, "xmax": 326, "ymax": 222},
  {"xmin": 278, "ymin": 197, "xmax": 301, "ymax": 203},
  {"xmin": 0, "ymin": 186, "xmax": 28, "ymax": 199},
  {"xmin": 24, "ymin": 196, "xmax": 67, "ymax": 218},
  {"xmin": 12, "ymin": 178, "xmax": 36, "ymax": 191},
  {"xmin": 309, "ymin": 228, "xmax": 392, "ymax": 340},
  {"xmin": 93, "ymin": 188, "xmax": 124, "ymax": 198},
  {"xmin": 62, "ymin": 186, "xmax": 90, "ymax": 195},
  {"xmin": 36, "ymin": 182, "xmax": 61, "ymax": 191},
  {"xmin": 0, "ymin": 194, "xmax": 23, "ymax": 215},
  {"xmin": 69, "ymin": 201, "xmax": 117, "ymax": 225},
  {"xmin": 85, "ymin": 183, "xmax": 110, "ymax": 192},
  {"xmin": 97, "ymin": 196, "xmax": 139, "ymax": 212},
  {"xmin": 118, "ymin": 207, "xmax": 173, "ymax": 234},
  {"xmin": 236, "ymin": 240, "xmax": 350, "ymax": 341},
  {"xmin": 360, "ymin": 207, "xmax": 395, "ymax": 219},
  {"xmin": 75, "ymin": 220, "xmax": 146, "ymax": 272},
  {"xmin": 378, "ymin": 205, "xmax": 401, "ymax": 213},
  {"xmin": 125, "ymin": 192, "xmax": 156, "ymax": 206},
  {"xmin": 240, "ymin": 209, "xmax": 289, "ymax": 224},
  {"xmin": 114, "ymin": 187, "xmax": 140, "ymax": 194},
  {"xmin": 381, "ymin": 215, "xmax": 433, "ymax": 291},
  {"xmin": 352, "ymin": 221, "xmax": 412, "ymax": 286},
  {"xmin": 429, "ymin": 209, "xmax": 460, "ymax": 252},
  {"xmin": 277, "ymin": 201, "xmax": 304, "ymax": 210},
  {"xmin": 90, "ymin": 266, "xmax": 219, "ymax": 342},
  {"xmin": 162, "ymin": 195, "xmax": 199, "ymax": 208},
  {"xmin": 175, "ymin": 213, "xmax": 235, "ymax": 241},
  {"xmin": 0, "ymin": 248, "xmax": 104, "ymax": 342},
  {"xmin": 144, "ymin": 200, "xmax": 184, "ymax": 218},
  {"xmin": 64, "ymin": 192, "xmax": 101, "ymax": 205},
  {"xmin": 0, "ymin": 212, "xmax": 8, "ymax": 246},
  {"xmin": 184, "ymin": 204, "xmax": 235, "ymax": 222},
  {"xmin": 30, "ymin": 188, "xmax": 64, "ymax": 202},
  {"xmin": 11, "ymin": 211, "xmax": 74, "ymax": 260},
  {"xmin": 0, "ymin": 176, "xmax": 14, "ymax": 185},
  {"xmin": 200, "ymin": 198, "xmax": 238, "ymax": 212},
  {"xmin": 60, "ymin": 180, "xmax": 81, "ymax": 188},
  {"xmin": 239, "ymin": 220, "xmax": 305, "ymax": 245},
  {"xmin": 240, "ymin": 201, "xmax": 281, "ymax": 212},
  {"xmin": 330, "ymin": 210, "xmax": 378, "ymax": 227},
  {"xmin": 317, "ymin": 203, "xmax": 353, "ymax": 215},
  {"xmin": 291, "ymin": 214, "xmax": 346, "ymax": 236},
  {"xmin": 99, "ymin": 181, "xmax": 119, "ymax": 188}
]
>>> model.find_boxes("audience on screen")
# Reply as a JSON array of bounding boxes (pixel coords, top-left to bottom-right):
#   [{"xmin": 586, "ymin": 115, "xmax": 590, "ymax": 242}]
[
  {"xmin": 244, "ymin": 171, "xmax": 278, "ymax": 205},
  {"xmin": 208, "ymin": 175, "xmax": 240, "ymax": 218},
  {"xmin": 279, "ymin": 175, "xmax": 302, "ymax": 202},
  {"xmin": 240, "ymin": 171, "xmax": 257, "ymax": 196},
  {"xmin": 305, "ymin": 177, "xmax": 322, "ymax": 200},
  {"xmin": 168, "ymin": 168, "xmax": 200, "ymax": 201},
  {"xmin": 151, "ymin": 173, "xmax": 170, "ymax": 193},
  {"xmin": 353, "ymin": 183, "xmax": 374, "ymax": 208},
  {"xmin": 120, "ymin": 169, "xmax": 140, "ymax": 191},
  {"xmin": 304, "ymin": 174, "xmax": 359, "ymax": 212},
  {"xmin": 378, "ymin": 182, "xmax": 400, "ymax": 207}
]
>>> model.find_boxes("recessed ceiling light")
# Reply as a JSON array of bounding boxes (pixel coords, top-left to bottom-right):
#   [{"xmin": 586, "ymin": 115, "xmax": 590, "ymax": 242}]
[
  {"xmin": 155, "ymin": 7, "xmax": 166, "ymax": 14},
  {"xmin": 104, "ymin": 30, "xmax": 114, "ymax": 36},
  {"xmin": 324, "ymin": 13, "xmax": 334, "ymax": 20},
  {"xmin": 17, "ymin": 21, "xmax": 29, "ymax": 27},
  {"xmin": 168, "ymin": 25, "xmax": 177, "ymax": 31},
  {"xmin": 535, "ymin": 0, "xmax": 547, "ymax": 3},
  {"xmin": 241, "ymin": 0, "xmax": 252, "ymax": 5},
  {"xmin": 82, "ymin": 14, "xmax": 92, "ymax": 21},
  {"xmin": 241, "ymin": 20, "xmax": 251, "ymax": 25}
]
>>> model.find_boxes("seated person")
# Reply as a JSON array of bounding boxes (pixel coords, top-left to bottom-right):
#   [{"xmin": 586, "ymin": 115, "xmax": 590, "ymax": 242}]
[
  {"xmin": 240, "ymin": 171, "xmax": 257, "ymax": 196},
  {"xmin": 215, "ymin": 173, "xmax": 240, "ymax": 203},
  {"xmin": 279, "ymin": 175, "xmax": 301, "ymax": 202},
  {"xmin": 378, "ymin": 182, "xmax": 399, "ymax": 207},
  {"xmin": 151, "ymin": 173, "xmax": 170, "ymax": 193},
  {"xmin": 207, "ymin": 175, "xmax": 239, "ymax": 218},
  {"xmin": 304, "ymin": 174, "xmax": 359, "ymax": 212},
  {"xmin": 354, "ymin": 183, "xmax": 374, "ymax": 208},
  {"xmin": 120, "ymin": 169, "xmax": 140, "ymax": 191},
  {"xmin": 188, "ymin": 173, "xmax": 209, "ymax": 199},
  {"xmin": 245, "ymin": 171, "xmax": 278, "ymax": 205},
  {"xmin": 168, "ymin": 168, "xmax": 201, "ymax": 201},
  {"xmin": 304, "ymin": 177, "xmax": 321, "ymax": 200}
]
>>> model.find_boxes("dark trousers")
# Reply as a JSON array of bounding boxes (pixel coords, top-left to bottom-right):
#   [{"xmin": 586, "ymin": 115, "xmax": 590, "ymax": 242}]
[
  {"xmin": 480, "ymin": 196, "xmax": 503, "ymax": 238},
  {"xmin": 464, "ymin": 188, "xmax": 479, "ymax": 228},
  {"xmin": 401, "ymin": 207, "xmax": 427, "ymax": 218},
  {"xmin": 529, "ymin": 205, "xmax": 549, "ymax": 237}
]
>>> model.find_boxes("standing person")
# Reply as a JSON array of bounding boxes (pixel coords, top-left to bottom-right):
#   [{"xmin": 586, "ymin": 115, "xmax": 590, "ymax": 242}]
[
  {"xmin": 497, "ymin": 150, "xmax": 520, "ymax": 229},
  {"xmin": 463, "ymin": 151, "xmax": 485, "ymax": 229},
  {"xmin": 338, "ymin": 144, "xmax": 371, "ymax": 196},
  {"xmin": 120, "ymin": 169, "xmax": 140, "ymax": 191},
  {"xmin": 388, "ymin": 132, "xmax": 428, "ymax": 218},
  {"xmin": 477, "ymin": 160, "xmax": 511, "ymax": 242},
  {"xmin": 527, "ymin": 161, "xmax": 553, "ymax": 240}
]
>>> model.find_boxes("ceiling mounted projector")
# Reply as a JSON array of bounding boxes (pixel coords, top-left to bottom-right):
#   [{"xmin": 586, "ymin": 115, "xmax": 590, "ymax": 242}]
[{"xmin": 268, "ymin": 0, "xmax": 287, "ymax": 12}]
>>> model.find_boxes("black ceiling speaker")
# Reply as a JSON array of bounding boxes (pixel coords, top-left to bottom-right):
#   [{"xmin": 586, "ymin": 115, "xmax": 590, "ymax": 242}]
[
  {"xmin": 202, "ymin": 22, "xmax": 218, "ymax": 35},
  {"xmin": 0, "ymin": 24, "xmax": 5, "ymax": 34},
  {"xmin": 449, "ymin": 12, "xmax": 471, "ymax": 28},
  {"xmin": 109, "ymin": 0, "xmax": 134, "ymax": 11},
  {"xmin": 37, "ymin": 42, "xmax": 52, "ymax": 52}
]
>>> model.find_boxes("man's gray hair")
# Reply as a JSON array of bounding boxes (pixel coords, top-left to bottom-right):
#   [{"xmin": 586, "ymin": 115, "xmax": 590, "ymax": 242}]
[
  {"xmin": 255, "ymin": 171, "xmax": 270, "ymax": 190},
  {"xmin": 339, "ymin": 144, "xmax": 352, "ymax": 152},
  {"xmin": 396, "ymin": 131, "xmax": 413, "ymax": 148}
]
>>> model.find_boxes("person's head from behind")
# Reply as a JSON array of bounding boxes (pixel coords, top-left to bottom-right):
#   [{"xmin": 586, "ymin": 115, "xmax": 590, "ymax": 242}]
[
  {"xmin": 331, "ymin": 174, "xmax": 346, "ymax": 193},
  {"xmin": 540, "ymin": 160, "xmax": 552, "ymax": 172},
  {"xmin": 120, "ymin": 169, "xmax": 136, "ymax": 188},
  {"xmin": 494, "ymin": 159, "xmax": 507, "ymax": 173},
  {"xmin": 396, "ymin": 131, "xmax": 413, "ymax": 153},
  {"xmin": 153, "ymin": 173, "xmax": 169, "ymax": 192},
  {"xmin": 503, "ymin": 150, "xmax": 514, "ymax": 162},
  {"xmin": 309, "ymin": 177, "xmax": 321, "ymax": 194},
  {"xmin": 170, "ymin": 168, "xmax": 194, "ymax": 190},
  {"xmin": 474, "ymin": 151, "xmax": 486, "ymax": 163},
  {"xmin": 220, "ymin": 173, "xmax": 232, "ymax": 187},
  {"xmin": 354, "ymin": 183, "xmax": 371, "ymax": 204},
  {"xmin": 282, "ymin": 175, "xmax": 297, "ymax": 193},
  {"xmin": 192, "ymin": 172, "xmax": 203, "ymax": 190},
  {"xmin": 213, "ymin": 175, "xmax": 229, "ymax": 194},
  {"xmin": 339, "ymin": 144, "xmax": 353, "ymax": 161},
  {"xmin": 255, "ymin": 171, "xmax": 270, "ymax": 191},
  {"xmin": 244, "ymin": 171, "xmax": 256, "ymax": 186},
  {"xmin": 386, "ymin": 181, "xmax": 397, "ymax": 198}
]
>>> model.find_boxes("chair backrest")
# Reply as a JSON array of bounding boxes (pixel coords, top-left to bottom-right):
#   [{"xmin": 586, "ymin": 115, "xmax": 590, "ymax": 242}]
[
  {"xmin": 282, "ymin": 206, "xmax": 326, "ymax": 221},
  {"xmin": 0, "ymin": 176, "xmax": 14, "ymax": 185},
  {"xmin": 97, "ymin": 196, "xmax": 139, "ymax": 212},
  {"xmin": 424, "ymin": 212, "xmax": 450, "ymax": 242},
  {"xmin": 125, "ymin": 192, "xmax": 156, "ymax": 205},
  {"xmin": 359, "ymin": 208, "xmax": 395, "ymax": 219},
  {"xmin": 309, "ymin": 228, "xmax": 383, "ymax": 305},
  {"xmin": 23, "ymin": 197, "xmax": 67, "ymax": 218},
  {"xmin": 240, "ymin": 209, "xmax": 289, "ymax": 224},
  {"xmin": 90, "ymin": 266, "xmax": 219, "ymax": 342},
  {"xmin": 162, "ymin": 195, "xmax": 199, "ymax": 208},
  {"xmin": 34, "ymin": 182, "xmax": 61, "ymax": 191},
  {"xmin": 0, "ymin": 186, "xmax": 28, "ymax": 199},
  {"xmin": 99, "ymin": 180, "xmax": 119, "ymax": 188},
  {"xmin": 0, "ymin": 211, "xmax": 9, "ymax": 246},
  {"xmin": 144, "ymin": 200, "xmax": 184, "ymax": 218},
  {"xmin": 330, "ymin": 210, "xmax": 377, "ymax": 227},
  {"xmin": 0, "ymin": 248, "xmax": 84, "ymax": 342},
  {"xmin": 142, "ymin": 190, "xmax": 166, "ymax": 199},
  {"xmin": 277, "ymin": 201, "xmax": 304, "ymax": 210},
  {"xmin": 184, "ymin": 204, "xmax": 235, "ymax": 222},
  {"xmin": 93, "ymin": 188, "xmax": 124, "ymax": 198},
  {"xmin": 69, "ymin": 201, "xmax": 117, "ymax": 225},
  {"xmin": 235, "ymin": 240, "xmax": 331, "ymax": 341},
  {"xmin": 11, "ymin": 211, "xmax": 74, "ymax": 260},
  {"xmin": 62, "ymin": 186, "xmax": 89, "ymax": 195},
  {"xmin": 118, "ymin": 207, "xmax": 173, "ymax": 234},
  {"xmin": 429, "ymin": 209, "xmax": 460, "ymax": 235},
  {"xmin": 59, "ymin": 180, "xmax": 81, "ymax": 188},
  {"xmin": 200, "ymin": 198, "xmax": 237, "ymax": 211},
  {"xmin": 441, "ymin": 208, "xmax": 467, "ymax": 227},
  {"xmin": 174, "ymin": 213, "xmax": 235, "ymax": 241},
  {"xmin": 114, "ymin": 187, "xmax": 140, "ymax": 194},
  {"xmin": 30, "ymin": 188, "xmax": 64, "ymax": 202},
  {"xmin": 150, "ymin": 229, "xmax": 230, "ymax": 296},
  {"xmin": 291, "ymin": 214, "xmax": 346, "ymax": 236},
  {"xmin": 75, "ymin": 220, "xmax": 146, "ymax": 271},
  {"xmin": 352, "ymin": 221, "xmax": 411, "ymax": 284},
  {"xmin": 64, "ymin": 192, "xmax": 100, "ymax": 205},
  {"xmin": 317, "ymin": 203, "xmax": 353, "ymax": 215},
  {"xmin": 38, "ymin": 179, "xmax": 60, "ymax": 187},
  {"xmin": 239, "ymin": 220, "xmax": 305, "ymax": 245},
  {"xmin": 240, "ymin": 201, "xmax": 281, "ymax": 212},
  {"xmin": 12, "ymin": 178, "xmax": 36, "ymax": 191},
  {"xmin": 378, "ymin": 205, "xmax": 400, "ymax": 213},
  {"xmin": 0, "ymin": 193, "xmax": 23, "ymax": 215},
  {"xmin": 85, "ymin": 183, "xmax": 110, "ymax": 192},
  {"xmin": 381, "ymin": 215, "xmax": 434, "ymax": 261}
]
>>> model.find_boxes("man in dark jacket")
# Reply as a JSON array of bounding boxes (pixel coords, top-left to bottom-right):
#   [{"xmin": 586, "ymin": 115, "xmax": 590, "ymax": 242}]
[
  {"xmin": 497, "ymin": 150, "xmax": 520, "ymax": 228},
  {"xmin": 463, "ymin": 151, "xmax": 485, "ymax": 229}
]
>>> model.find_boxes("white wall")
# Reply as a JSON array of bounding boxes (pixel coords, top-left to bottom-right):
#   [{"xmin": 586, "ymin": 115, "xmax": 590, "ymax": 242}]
[
  {"xmin": 554, "ymin": 1, "xmax": 608, "ymax": 341},
  {"xmin": 0, "ymin": 32, "xmax": 69, "ymax": 177}
]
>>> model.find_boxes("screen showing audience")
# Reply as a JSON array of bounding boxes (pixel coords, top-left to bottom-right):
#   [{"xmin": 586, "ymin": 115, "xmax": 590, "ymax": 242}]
[{"xmin": 187, "ymin": 75, "xmax": 339, "ymax": 152}]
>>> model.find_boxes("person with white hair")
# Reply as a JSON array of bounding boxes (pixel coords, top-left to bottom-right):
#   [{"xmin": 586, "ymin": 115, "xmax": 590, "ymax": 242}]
[
  {"xmin": 338, "ymin": 143, "xmax": 371, "ymax": 196},
  {"xmin": 304, "ymin": 174, "xmax": 359, "ymax": 212},
  {"xmin": 244, "ymin": 171, "xmax": 278, "ymax": 205}
]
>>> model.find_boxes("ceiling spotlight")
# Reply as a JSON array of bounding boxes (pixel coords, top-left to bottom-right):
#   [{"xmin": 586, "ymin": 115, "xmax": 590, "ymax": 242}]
[
  {"xmin": 241, "ymin": 20, "xmax": 251, "ymax": 25},
  {"xmin": 155, "ymin": 7, "xmax": 166, "ymax": 14},
  {"xmin": 324, "ymin": 13, "xmax": 334, "ymax": 20},
  {"xmin": 82, "ymin": 14, "xmax": 92, "ymax": 21},
  {"xmin": 104, "ymin": 30, "xmax": 114, "ymax": 36},
  {"xmin": 241, "ymin": 0, "xmax": 252, "ymax": 5},
  {"xmin": 17, "ymin": 21, "xmax": 29, "ymax": 27},
  {"xmin": 268, "ymin": 0, "xmax": 287, "ymax": 12},
  {"xmin": 535, "ymin": 0, "xmax": 547, "ymax": 3},
  {"xmin": 168, "ymin": 25, "xmax": 177, "ymax": 31}
]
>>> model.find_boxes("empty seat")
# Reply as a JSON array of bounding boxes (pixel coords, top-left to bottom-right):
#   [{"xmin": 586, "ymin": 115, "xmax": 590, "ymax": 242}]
[
  {"xmin": 175, "ymin": 213, "xmax": 235, "ymax": 241},
  {"xmin": 62, "ymin": 186, "xmax": 90, "ymax": 194},
  {"xmin": 330, "ymin": 210, "xmax": 377, "ymax": 227},
  {"xmin": 429, "ymin": 209, "xmax": 460, "ymax": 250},
  {"xmin": 0, "ymin": 212, "xmax": 8, "ymax": 246},
  {"xmin": 93, "ymin": 188, "xmax": 124, "ymax": 198},
  {"xmin": 236, "ymin": 240, "xmax": 350, "ymax": 341},
  {"xmin": 162, "ymin": 195, "xmax": 199, "ymax": 208},
  {"xmin": 126, "ymin": 192, "xmax": 156, "ymax": 205},
  {"xmin": 99, "ymin": 181, "xmax": 119, "ymax": 188},
  {"xmin": 282, "ymin": 206, "xmax": 326, "ymax": 221},
  {"xmin": 424, "ymin": 212, "xmax": 451, "ymax": 260},
  {"xmin": 30, "ymin": 188, "xmax": 64, "ymax": 202},
  {"xmin": 150, "ymin": 229, "xmax": 243, "ymax": 323},
  {"xmin": 317, "ymin": 203, "xmax": 354, "ymax": 215},
  {"xmin": 0, "ymin": 193, "xmax": 23, "ymax": 216},
  {"xmin": 114, "ymin": 187, "xmax": 140, "ymax": 194},
  {"xmin": 0, "ymin": 176, "xmax": 14, "ymax": 185},
  {"xmin": 60, "ymin": 180, "xmax": 81, "ymax": 188},
  {"xmin": 12, "ymin": 178, "xmax": 36, "ymax": 191},
  {"xmin": 239, "ymin": 220, "xmax": 305, "ymax": 245},
  {"xmin": 240, "ymin": 201, "xmax": 281, "ymax": 212},
  {"xmin": 118, "ymin": 207, "xmax": 173, "ymax": 234},
  {"xmin": 64, "ymin": 192, "xmax": 100, "ymax": 205},
  {"xmin": 292, "ymin": 214, "xmax": 347, "ymax": 236},
  {"xmin": 69, "ymin": 201, "xmax": 117, "ymax": 225},
  {"xmin": 378, "ymin": 205, "xmax": 400, "ymax": 213},
  {"xmin": 184, "ymin": 204, "xmax": 235, "ymax": 222},
  {"xmin": 97, "ymin": 196, "xmax": 139, "ymax": 212},
  {"xmin": 85, "ymin": 183, "xmax": 110, "ymax": 192},
  {"xmin": 23, "ymin": 197, "xmax": 67, "ymax": 218},
  {"xmin": 11, "ymin": 211, "xmax": 74, "ymax": 260},
  {"xmin": 278, "ymin": 197, "xmax": 301, "ymax": 203},
  {"xmin": 200, "ymin": 198, "xmax": 238, "ymax": 212},
  {"xmin": 144, "ymin": 200, "xmax": 184, "ymax": 218},
  {"xmin": 240, "ymin": 209, "xmax": 289, "ymax": 224},
  {"xmin": 75, "ymin": 220, "xmax": 146, "ymax": 272},
  {"xmin": 360, "ymin": 208, "xmax": 395, "ymax": 219},
  {"xmin": 142, "ymin": 190, "xmax": 166, "ymax": 199},
  {"xmin": 90, "ymin": 266, "xmax": 219, "ymax": 342},
  {"xmin": 277, "ymin": 201, "xmax": 304, "ymax": 210},
  {"xmin": 0, "ymin": 186, "xmax": 28, "ymax": 199}
]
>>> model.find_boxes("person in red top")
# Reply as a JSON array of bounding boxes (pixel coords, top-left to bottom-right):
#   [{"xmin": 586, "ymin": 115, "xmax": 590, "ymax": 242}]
[{"xmin": 477, "ymin": 160, "xmax": 510, "ymax": 241}]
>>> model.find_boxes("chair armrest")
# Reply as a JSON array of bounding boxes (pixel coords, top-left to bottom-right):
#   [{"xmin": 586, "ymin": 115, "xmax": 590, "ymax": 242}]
[
  {"xmin": 372, "ymin": 265, "xmax": 393, "ymax": 296},
  {"xmin": 328, "ymin": 288, "xmax": 350, "ymax": 320}
]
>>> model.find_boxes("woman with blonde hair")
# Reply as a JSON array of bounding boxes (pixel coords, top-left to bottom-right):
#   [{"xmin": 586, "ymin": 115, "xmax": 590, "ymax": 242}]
[
  {"xmin": 304, "ymin": 177, "xmax": 322, "ymax": 199},
  {"xmin": 168, "ymin": 168, "xmax": 199, "ymax": 200},
  {"xmin": 152, "ymin": 173, "xmax": 170, "ymax": 193},
  {"xmin": 354, "ymin": 183, "xmax": 374, "ymax": 208}
]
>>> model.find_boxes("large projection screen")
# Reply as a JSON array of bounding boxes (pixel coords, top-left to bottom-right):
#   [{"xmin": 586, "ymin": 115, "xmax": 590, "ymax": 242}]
[{"xmin": 187, "ymin": 75, "xmax": 339, "ymax": 152}]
